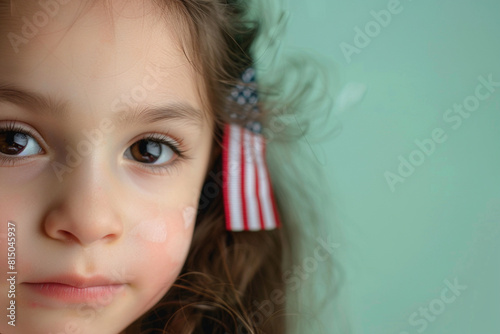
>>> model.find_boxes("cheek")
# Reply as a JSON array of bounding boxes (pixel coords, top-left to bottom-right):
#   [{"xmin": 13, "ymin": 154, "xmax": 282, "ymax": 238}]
[
  {"xmin": 0, "ymin": 192, "xmax": 25, "ymax": 221},
  {"xmin": 183, "ymin": 206, "xmax": 196, "ymax": 230},
  {"xmin": 0, "ymin": 193, "xmax": 28, "ymax": 267},
  {"xmin": 125, "ymin": 210, "xmax": 194, "ymax": 308},
  {"xmin": 127, "ymin": 209, "xmax": 193, "ymax": 273},
  {"xmin": 129, "ymin": 218, "xmax": 168, "ymax": 243}
]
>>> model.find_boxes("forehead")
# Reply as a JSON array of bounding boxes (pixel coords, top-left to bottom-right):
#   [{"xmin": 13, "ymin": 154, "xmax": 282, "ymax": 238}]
[
  {"xmin": 0, "ymin": 0, "xmax": 208, "ymax": 121},
  {"xmin": 0, "ymin": 0, "xmax": 177, "ymax": 54}
]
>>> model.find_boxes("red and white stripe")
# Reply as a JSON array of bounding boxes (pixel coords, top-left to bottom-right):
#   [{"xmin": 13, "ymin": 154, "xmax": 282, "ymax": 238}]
[{"xmin": 222, "ymin": 123, "xmax": 281, "ymax": 231}]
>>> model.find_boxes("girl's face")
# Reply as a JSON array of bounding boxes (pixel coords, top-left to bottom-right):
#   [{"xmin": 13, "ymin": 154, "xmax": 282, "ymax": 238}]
[{"xmin": 0, "ymin": 1, "xmax": 213, "ymax": 333}]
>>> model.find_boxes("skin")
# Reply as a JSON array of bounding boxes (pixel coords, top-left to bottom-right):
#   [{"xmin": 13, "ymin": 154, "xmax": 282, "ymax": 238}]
[{"xmin": 0, "ymin": 1, "xmax": 214, "ymax": 333}]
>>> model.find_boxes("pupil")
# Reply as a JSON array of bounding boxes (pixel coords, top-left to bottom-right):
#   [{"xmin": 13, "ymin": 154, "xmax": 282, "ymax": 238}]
[
  {"xmin": 131, "ymin": 140, "xmax": 161, "ymax": 163},
  {"xmin": 0, "ymin": 132, "xmax": 28, "ymax": 155}
]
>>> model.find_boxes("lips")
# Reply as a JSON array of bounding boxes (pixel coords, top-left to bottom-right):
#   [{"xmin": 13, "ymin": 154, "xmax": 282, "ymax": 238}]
[{"xmin": 23, "ymin": 274, "xmax": 126, "ymax": 306}]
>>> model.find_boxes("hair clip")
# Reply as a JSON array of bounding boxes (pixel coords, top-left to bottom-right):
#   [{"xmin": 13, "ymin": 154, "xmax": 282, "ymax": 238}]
[{"xmin": 222, "ymin": 68, "xmax": 282, "ymax": 231}]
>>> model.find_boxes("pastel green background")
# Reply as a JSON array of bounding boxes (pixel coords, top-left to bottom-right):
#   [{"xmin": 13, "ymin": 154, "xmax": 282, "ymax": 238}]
[{"xmin": 278, "ymin": 0, "xmax": 500, "ymax": 333}]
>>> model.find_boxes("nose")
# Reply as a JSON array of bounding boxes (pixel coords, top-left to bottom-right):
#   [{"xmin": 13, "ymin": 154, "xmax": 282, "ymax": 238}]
[{"xmin": 43, "ymin": 159, "xmax": 124, "ymax": 246}]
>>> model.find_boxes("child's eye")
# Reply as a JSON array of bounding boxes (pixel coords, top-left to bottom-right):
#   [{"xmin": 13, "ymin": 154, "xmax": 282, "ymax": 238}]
[
  {"xmin": 0, "ymin": 125, "xmax": 43, "ymax": 158},
  {"xmin": 0, "ymin": 122, "xmax": 187, "ymax": 173},
  {"xmin": 124, "ymin": 135, "xmax": 180, "ymax": 166}
]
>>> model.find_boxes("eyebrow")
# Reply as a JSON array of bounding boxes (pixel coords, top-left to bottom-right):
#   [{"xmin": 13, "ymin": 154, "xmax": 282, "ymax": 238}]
[
  {"xmin": 116, "ymin": 102, "xmax": 204, "ymax": 128},
  {"xmin": 0, "ymin": 85, "xmax": 205, "ymax": 128}
]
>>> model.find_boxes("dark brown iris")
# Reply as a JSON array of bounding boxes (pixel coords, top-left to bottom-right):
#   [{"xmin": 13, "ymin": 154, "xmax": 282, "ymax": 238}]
[
  {"xmin": 129, "ymin": 139, "xmax": 161, "ymax": 163},
  {"xmin": 0, "ymin": 132, "xmax": 28, "ymax": 155}
]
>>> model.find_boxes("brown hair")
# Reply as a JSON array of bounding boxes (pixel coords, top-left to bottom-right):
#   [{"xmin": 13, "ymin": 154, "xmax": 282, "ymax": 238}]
[
  {"xmin": 0, "ymin": 0, "xmax": 336, "ymax": 332},
  {"xmin": 126, "ymin": 0, "xmax": 290, "ymax": 333},
  {"xmin": 128, "ymin": 1, "xmax": 342, "ymax": 332}
]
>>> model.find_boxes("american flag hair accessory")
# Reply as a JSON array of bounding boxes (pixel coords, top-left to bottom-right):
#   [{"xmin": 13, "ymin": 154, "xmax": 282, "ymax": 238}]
[
  {"xmin": 221, "ymin": 67, "xmax": 282, "ymax": 231},
  {"xmin": 222, "ymin": 123, "xmax": 281, "ymax": 231}
]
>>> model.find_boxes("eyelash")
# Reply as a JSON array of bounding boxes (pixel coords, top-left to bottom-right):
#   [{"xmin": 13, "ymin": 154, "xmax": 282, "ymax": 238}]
[{"xmin": 0, "ymin": 121, "xmax": 192, "ymax": 175}]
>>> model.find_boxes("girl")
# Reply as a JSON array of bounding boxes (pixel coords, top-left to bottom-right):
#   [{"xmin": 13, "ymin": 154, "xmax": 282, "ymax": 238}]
[{"xmin": 0, "ymin": 0, "xmax": 335, "ymax": 333}]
